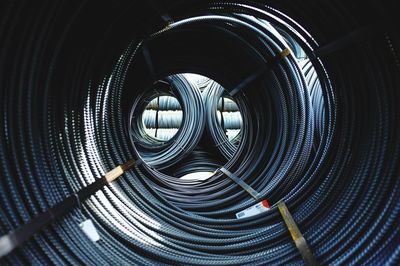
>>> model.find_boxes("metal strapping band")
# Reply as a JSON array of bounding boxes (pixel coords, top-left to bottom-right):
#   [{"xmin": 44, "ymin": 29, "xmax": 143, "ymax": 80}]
[
  {"xmin": 219, "ymin": 167, "xmax": 261, "ymax": 200},
  {"xmin": 277, "ymin": 201, "xmax": 318, "ymax": 266},
  {"xmin": 229, "ymin": 48, "xmax": 291, "ymax": 96}
]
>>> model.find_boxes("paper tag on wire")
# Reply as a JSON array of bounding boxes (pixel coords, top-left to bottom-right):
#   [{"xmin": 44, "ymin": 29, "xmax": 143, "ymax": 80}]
[
  {"xmin": 79, "ymin": 219, "xmax": 100, "ymax": 242},
  {"xmin": 236, "ymin": 200, "xmax": 270, "ymax": 219}
]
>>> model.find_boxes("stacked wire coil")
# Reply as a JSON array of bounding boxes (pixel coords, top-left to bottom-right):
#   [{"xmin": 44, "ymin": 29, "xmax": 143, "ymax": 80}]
[
  {"xmin": 129, "ymin": 74, "xmax": 206, "ymax": 170},
  {"xmin": 0, "ymin": 0, "xmax": 399, "ymax": 265}
]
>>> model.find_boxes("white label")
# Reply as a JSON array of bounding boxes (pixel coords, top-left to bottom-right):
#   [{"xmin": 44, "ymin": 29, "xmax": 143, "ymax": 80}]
[
  {"xmin": 79, "ymin": 219, "xmax": 100, "ymax": 242},
  {"xmin": 236, "ymin": 200, "xmax": 270, "ymax": 219},
  {"xmin": 0, "ymin": 235, "xmax": 13, "ymax": 257}
]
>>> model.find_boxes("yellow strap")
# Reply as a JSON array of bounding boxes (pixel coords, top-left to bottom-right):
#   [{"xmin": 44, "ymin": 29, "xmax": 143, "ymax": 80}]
[
  {"xmin": 280, "ymin": 48, "xmax": 291, "ymax": 59},
  {"xmin": 277, "ymin": 201, "xmax": 302, "ymax": 240},
  {"xmin": 277, "ymin": 201, "xmax": 318, "ymax": 266},
  {"xmin": 105, "ymin": 159, "xmax": 135, "ymax": 183}
]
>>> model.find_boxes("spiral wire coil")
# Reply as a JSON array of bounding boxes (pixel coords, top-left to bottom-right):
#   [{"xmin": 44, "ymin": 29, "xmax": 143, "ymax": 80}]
[{"xmin": 0, "ymin": 1, "xmax": 399, "ymax": 265}]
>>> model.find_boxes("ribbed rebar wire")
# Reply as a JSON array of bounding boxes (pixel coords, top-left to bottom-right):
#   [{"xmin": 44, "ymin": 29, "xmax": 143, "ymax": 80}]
[
  {"xmin": 0, "ymin": 0, "xmax": 399, "ymax": 265},
  {"xmin": 129, "ymin": 74, "xmax": 206, "ymax": 170}
]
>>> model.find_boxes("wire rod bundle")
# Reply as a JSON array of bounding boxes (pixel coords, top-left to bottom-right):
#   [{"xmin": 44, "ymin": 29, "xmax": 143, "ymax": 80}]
[
  {"xmin": 0, "ymin": 0, "xmax": 399, "ymax": 265},
  {"xmin": 184, "ymin": 73, "xmax": 212, "ymax": 91},
  {"xmin": 146, "ymin": 96, "xmax": 182, "ymax": 111},
  {"xmin": 153, "ymin": 13, "xmax": 316, "ymax": 215},
  {"xmin": 299, "ymin": 59, "xmax": 325, "ymax": 145},
  {"xmin": 141, "ymin": 82, "xmax": 244, "ymax": 142},
  {"xmin": 129, "ymin": 82, "xmax": 176, "ymax": 147},
  {"xmin": 129, "ymin": 74, "xmax": 206, "ymax": 169},
  {"xmin": 216, "ymin": 111, "xmax": 242, "ymax": 130},
  {"xmin": 201, "ymin": 81, "xmax": 242, "ymax": 159},
  {"xmin": 143, "ymin": 110, "xmax": 183, "ymax": 129}
]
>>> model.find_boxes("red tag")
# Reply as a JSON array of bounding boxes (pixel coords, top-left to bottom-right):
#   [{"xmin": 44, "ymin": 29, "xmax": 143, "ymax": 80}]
[{"xmin": 262, "ymin": 199, "xmax": 270, "ymax": 208}]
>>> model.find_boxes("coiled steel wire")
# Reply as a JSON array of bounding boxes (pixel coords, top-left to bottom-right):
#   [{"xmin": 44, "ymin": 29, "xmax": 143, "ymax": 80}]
[
  {"xmin": 0, "ymin": 1, "xmax": 399, "ymax": 265},
  {"xmin": 129, "ymin": 74, "xmax": 205, "ymax": 170}
]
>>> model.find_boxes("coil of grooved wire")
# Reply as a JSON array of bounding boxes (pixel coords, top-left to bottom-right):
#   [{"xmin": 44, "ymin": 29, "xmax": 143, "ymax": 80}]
[
  {"xmin": 299, "ymin": 59, "xmax": 325, "ymax": 145},
  {"xmin": 143, "ymin": 110, "xmax": 183, "ymax": 129},
  {"xmin": 129, "ymin": 74, "xmax": 205, "ymax": 170},
  {"xmin": 201, "ymin": 81, "xmax": 243, "ymax": 160},
  {"xmin": 216, "ymin": 111, "xmax": 242, "ymax": 130},
  {"xmin": 147, "ymin": 96, "xmax": 182, "ymax": 111},
  {"xmin": 0, "ymin": 1, "xmax": 399, "ymax": 265}
]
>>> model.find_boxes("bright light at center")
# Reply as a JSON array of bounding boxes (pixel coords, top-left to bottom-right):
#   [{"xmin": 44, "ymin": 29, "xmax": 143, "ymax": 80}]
[{"xmin": 180, "ymin": 171, "xmax": 215, "ymax": 181}]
